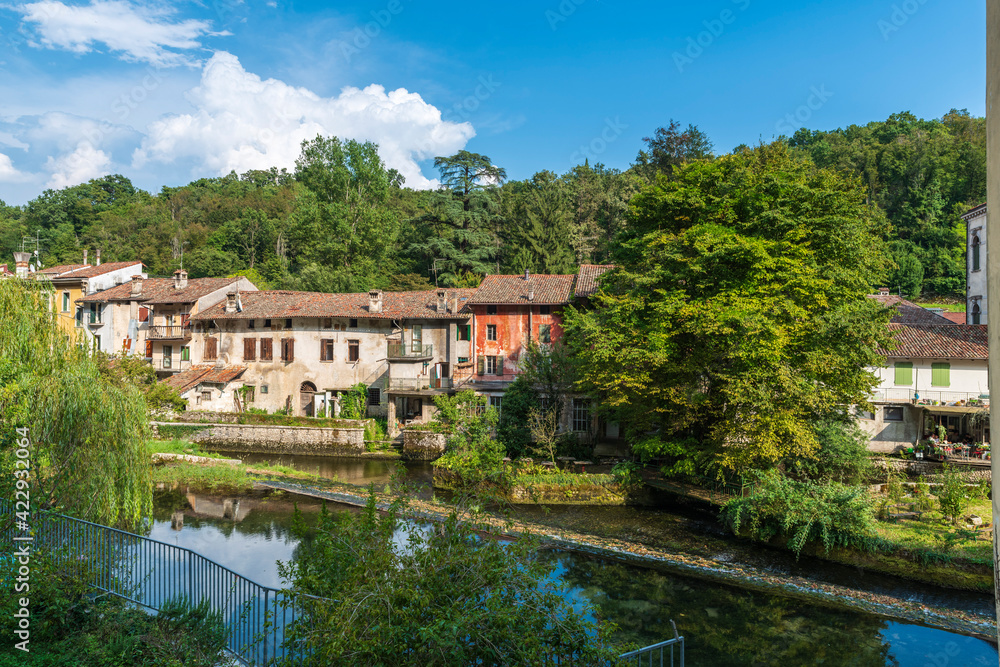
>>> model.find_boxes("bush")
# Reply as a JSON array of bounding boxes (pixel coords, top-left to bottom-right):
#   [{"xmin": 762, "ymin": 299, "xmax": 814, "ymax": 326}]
[
  {"xmin": 784, "ymin": 419, "xmax": 874, "ymax": 485},
  {"xmin": 721, "ymin": 471, "xmax": 878, "ymax": 558},
  {"xmin": 937, "ymin": 465, "xmax": 968, "ymax": 521},
  {"xmin": 496, "ymin": 377, "xmax": 539, "ymax": 458},
  {"xmin": 431, "ymin": 391, "xmax": 510, "ymax": 492},
  {"xmin": 340, "ymin": 383, "xmax": 368, "ymax": 420}
]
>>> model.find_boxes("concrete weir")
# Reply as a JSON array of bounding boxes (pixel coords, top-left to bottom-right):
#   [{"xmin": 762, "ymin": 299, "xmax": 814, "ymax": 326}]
[{"xmin": 155, "ymin": 421, "xmax": 366, "ymax": 457}]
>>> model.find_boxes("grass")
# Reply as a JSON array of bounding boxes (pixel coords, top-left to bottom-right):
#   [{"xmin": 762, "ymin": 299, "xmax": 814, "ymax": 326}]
[
  {"xmin": 874, "ymin": 496, "xmax": 993, "ymax": 562},
  {"xmin": 514, "ymin": 472, "xmax": 616, "ymax": 487},
  {"xmin": 913, "ymin": 301, "xmax": 966, "ymax": 313},
  {"xmin": 149, "ymin": 438, "xmax": 226, "ymax": 459}
]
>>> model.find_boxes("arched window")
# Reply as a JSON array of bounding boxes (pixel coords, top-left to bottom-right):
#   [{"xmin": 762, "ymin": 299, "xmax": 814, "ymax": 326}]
[
  {"xmin": 972, "ymin": 235, "xmax": 981, "ymax": 272},
  {"xmin": 972, "ymin": 302, "xmax": 981, "ymax": 325}
]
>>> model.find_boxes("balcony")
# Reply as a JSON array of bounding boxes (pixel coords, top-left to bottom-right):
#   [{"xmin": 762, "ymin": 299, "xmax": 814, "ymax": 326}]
[
  {"xmin": 159, "ymin": 358, "xmax": 190, "ymax": 373},
  {"xmin": 87, "ymin": 312, "xmax": 102, "ymax": 326},
  {"xmin": 388, "ymin": 378, "xmax": 428, "ymax": 391},
  {"xmin": 387, "ymin": 342, "xmax": 433, "ymax": 361},
  {"xmin": 872, "ymin": 388, "xmax": 989, "ymax": 408},
  {"xmin": 148, "ymin": 325, "xmax": 192, "ymax": 341}
]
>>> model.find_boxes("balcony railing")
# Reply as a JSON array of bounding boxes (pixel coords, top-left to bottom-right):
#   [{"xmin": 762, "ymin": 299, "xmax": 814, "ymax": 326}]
[
  {"xmin": 387, "ymin": 342, "xmax": 433, "ymax": 360},
  {"xmin": 872, "ymin": 388, "xmax": 989, "ymax": 407},
  {"xmin": 87, "ymin": 312, "xmax": 102, "ymax": 326},
  {"xmin": 388, "ymin": 378, "xmax": 428, "ymax": 391},
  {"xmin": 148, "ymin": 325, "xmax": 192, "ymax": 341},
  {"xmin": 160, "ymin": 358, "xmax": 190, "ymax": 373}
]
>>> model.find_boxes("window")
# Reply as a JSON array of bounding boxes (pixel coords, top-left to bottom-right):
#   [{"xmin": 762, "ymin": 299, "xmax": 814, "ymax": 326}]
[
  {"xmin": 411, "ymin": 325, "xmax": 423, "ymax": 353},
  {"xmin": 204, "ymin": 338, "xmax": 218, "ymax": 361},
  {"xmin": 854, "ymin": 407, "xmax": 874, "ymax": 420},
  {"xmin": 485, "ymin": 355, "xmax": 498, "ymax": 375},
  {"xmin": 973, "ymin": 303, "xmax": 981, "ymax": 325},
  {"xmin": 931, "ymin": 362, "xmax": 951, "ymax": 387},
  {"xmin": 261, "ymin": 385, "xmax": 269, "ymax": 394},
  {"xmin": 145, "ymin": 341, "xmax": 153, "ymax": 359},
  {"xmin": 458, "ymin": 356, "xmax": 469, "ymax": 364},
  {"xmin": 62, "ymin": 292, "xmax": 70, "ymax": 312},
  {"xmin": 242, "ymin": 385, "xmax": 255, "ymax": 403},
  {"xmin": 281, "ymin": 338, "xmax": 295, "ymax": 362},
  {"xmin": 244, "ymin": 337, "xmax": 257, "ymax": 361},
  {"xmin": 200, "ymin": 390, "xmax": 211, "ymax": 404},
  {"xmin": 264, "ymin": 318, "xmax": 272, "ymax": 328},
  {"xmin": 486, "ymin": 324, "xmax": 497, "ymax": 341},
  {"xmin": 489, "ymin": 396, "xmax": 502, "ymax": 420},
  {"xmin": 162, "ymin": 345, "xmax": 172, "ymax": 369},
  {"xmin": 75, "ymin": 307, "xmax": 83, "ymax": 328},
  {"xmin": 349, "ymin": 318, "xmax": 358, "ymax": 329},
  {"xmin": 973, "ymin": 235, "xmax": 981, "ymax": 272},
  {"xmin": 320, "ymin": 339, "xmax": 335, "ymax": 361},
  {"xmin": 348, "ymin": 339, "xmax": 360, "ymax": 362},
  {"xmin": 457, "ymin": 325, "xmax": 471, "ymax": 341},
  {"xmin": 165, "ymin": 314, "xmax": 175, "ymax": 327},
  {"xmin": 285, "ymin": 318, "xmax": 293, "ymax": 329},
  {"xmin": 139, "ymin": 306, "xmax": 149, "ymax": 323},
  {"xmin": 893, "ymin": 362, "xmax": 913, "ymax": 386},
  {"xmin": 323, "ymin": 318, "xmax": 333, "ymax": 329},
  {"xmin": 368, "ymin": 387, "xmax": 381, "ymax": 406},
  {"xmin": 181, "ymin": 346, "xmax": 190, "ymax": 362},
  {"xmin": 538, "ymin": 324, "xmax": 552, "ymax": 344},
  {"xmin": 884, "ymin": 406, "xmax": 904, "ymax": 422},
  {"xmin": 486, "ymin": 305, "xmax": 498, "ymax": 315},
  {"xmin": 260, "ymin": 338, "xmax": 273, "ymax": 361},
  {"xmin": 572, "ymin": 399, "xmax": 591, "ymax": 433},
  {"xmin": 540, "ymin": 305, "xmax": 550, "ymax": 315},
  {"xmin": 248, "ymin": 320, "xmax": 255, "ymax": 330}
]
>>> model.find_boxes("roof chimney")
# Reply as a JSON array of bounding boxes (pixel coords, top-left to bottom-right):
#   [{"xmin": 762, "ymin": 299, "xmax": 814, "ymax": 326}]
[
  {"xmin": 436, "ymin": 289, "xmax": 446, "ymax": 313},
  {"xmin": 452, "ymin": 294, "xmax": 459, "ymax": 315},
  {"xmin": 369, "ymin": 289, "xmax": 383, "ymax": 314},
  {"xmin": 130, "ymin": 274, "xmax": 143, "ymax": 296},
  {"xmin": 524, "ymin": 269, "xmax": 529, "ymax": 280},
  {"xmin": 174, "ymin": 269, "xmax": 188, "ymax": 290},
  {"xmin": 13, "ymin": 252, "xmax": 30, "ymax": 279},
  {"xmin": 528, "ymin": 286, "xmax": 534, "ymax": 301},
  {"xmin": 225, "ymin": 290, "xmax": 238, "ymax": 314},
  {"xmin": 877, "ymin": 287, "xmax": 890, "ymax": 296},
  {"xmin": 95, "ymin": 248, "xmax": 101, "ymax": 266},
  {"xmin": 83, "ymin": 248, "xmax": 88, "ymax": 266}
]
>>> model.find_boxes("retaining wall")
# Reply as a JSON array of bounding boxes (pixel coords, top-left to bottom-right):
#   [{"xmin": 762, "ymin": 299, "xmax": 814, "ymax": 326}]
[
  {"xmin": 402, "ymin": 431, "xmax": 447, "ymax": 461},
  {"xmin": 154, "ymin": 422, "xmax": 365, "ymax": 456}
]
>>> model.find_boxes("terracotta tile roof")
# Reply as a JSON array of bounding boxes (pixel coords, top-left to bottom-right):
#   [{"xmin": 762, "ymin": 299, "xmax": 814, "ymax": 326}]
[
  {"xmin": 868, "ymin": 294, "xmax": 954, "ymax": 325},
  {"xmin": 37, "ymin": 264, "xmax": 86, "ymax": 276},
  {"xmin": 190, "ymin": 289, "xmax": 476, "ymax": 321},
  {"xmin": 467, "ymin": 274, "xmax": 576, "ymax": 305},
  {"xmin": 882, "ymin": 324, "xmax": 988, "ymax": 360},
  {"xmin": 50, "ymin": 261, "xmax": 143, "ymax": 281},
  {"xmin": 162, "ymin": 364, "xmax": 247, "ymax": 394},
  {"xmin": 940, "ymin": 312, "xmax": 966, "ymax": 325},
  {"xmin": 574, "ymin": 264, "xmax": 614, "ymax": 298},
  {"xmin": 77, "ymin": 277, "xmax": 245, "ymax": 304},
  {"xmin": 962, "ymin": 203, "xmax": 986, "ymax": 220}
]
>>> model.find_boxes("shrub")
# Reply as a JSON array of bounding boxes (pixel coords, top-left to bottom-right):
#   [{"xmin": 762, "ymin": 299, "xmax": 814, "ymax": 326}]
[
  {"xmin": 784, "ymin": 419, "xmax": 875, "ymax": 485},
  {"xmin": 937, "ymin": 465, "xmax": 968, "ymax": 521},
  {"xmin": 722, "ymin": 470, "xmax": 878, "ymax": 558},
  {"xmin": 340, "ymin": 383, "xmax": 368, "ymax": 420}
]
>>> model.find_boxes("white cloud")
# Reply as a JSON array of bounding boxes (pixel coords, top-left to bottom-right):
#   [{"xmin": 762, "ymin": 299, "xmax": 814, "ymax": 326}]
[
  {"xmin": 17, "ymin": 0, "xmax": 223, "ymax": 67},
  {"xmin": 45, "ymin": 141, "xmax": 111, "ymax": 188},
  {"xmin": 133, "ymin": 51, "xmax": 475, "ymax": 188},
  {"xmin": 0, "ymin": 152, "xmax": 26, "ymax": 182}
]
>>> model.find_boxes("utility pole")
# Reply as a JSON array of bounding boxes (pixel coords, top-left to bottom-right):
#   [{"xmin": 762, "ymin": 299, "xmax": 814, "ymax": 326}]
[{"xmin": 986, "ymin": 0, "xmax": 1000, "ymax": 650}]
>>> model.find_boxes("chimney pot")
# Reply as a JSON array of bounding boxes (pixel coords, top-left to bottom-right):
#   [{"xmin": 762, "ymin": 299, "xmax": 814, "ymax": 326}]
[
  {"xmin": 225, "ymin": 290, "xmax": 238, "ymax": 314},
  {"xmin": 524, "ymin": 269, "xmax": 529, "ymax": 280},
  {"xmin": 13, "ymin": 252, "xmax": 30, "ymax": 279},
  {"xmin": 877, "ymin": 287, "xmax": 890, "ymax": 296},
  {"xmin": 452, "ymin": 294, "xmax": 459, "ymax": 314},
  {"xmin": 436, "ymin": 289, "xmax": 446, "ymax": 313},
  {"xmin": 528, "ymin": 287, "xmax": 534, "ymax": 301},
  {"xmin": 369, "ymin": 289, "xmax": 383, "ymax": 314},
  {"xmin": 83, "ymin": 249, "xmax": 88, "ymax": 265},
  {"xmin": 174, "ymin": 269, "xmax": 188, "ymax": 290},
  {"xmin": 130, "ymin": 275, "xmax": 143, "ymax": 296},
  {"xmin": 95, "ymin": 248, "xmax": 101, "ymax": 266}
]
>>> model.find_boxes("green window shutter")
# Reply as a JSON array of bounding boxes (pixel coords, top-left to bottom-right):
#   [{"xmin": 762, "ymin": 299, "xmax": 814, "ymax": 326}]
[
  {"xmin": 894, "ymin": 362, "xmax": 913, "ymax": 386},
  {"xmin": 931, "ymin": 362, "xmax": 950, "ymax": 387},
  {"xmin": 477, "ymin": 356, "xmax": 485, "ymax": 375},
  {"xmin": 497, "ymin": 354, "xmax": 504, "ymax": 376},
  {"xmin": 974, "ymin": 244, "xmax": 981, "ymax": 271}
]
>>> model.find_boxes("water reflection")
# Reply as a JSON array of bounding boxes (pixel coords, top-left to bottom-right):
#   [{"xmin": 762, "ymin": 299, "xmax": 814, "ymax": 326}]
[{"xmin": 150, "ymin": 489, "xmax": 999, "ymax": 665}]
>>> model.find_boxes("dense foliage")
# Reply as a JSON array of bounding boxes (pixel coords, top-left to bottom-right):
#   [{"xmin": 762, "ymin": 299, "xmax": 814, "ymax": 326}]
[
  {"xmin": 278, "ymin": 493, "xmax": 622, "ymax": 666},
  {"xmin": 430, "ymin": 391, "xmax": 508, "ymax": 491},
  {"xmin": 566, "ymin": 142, "xmax": 893, "ymax": 473}
]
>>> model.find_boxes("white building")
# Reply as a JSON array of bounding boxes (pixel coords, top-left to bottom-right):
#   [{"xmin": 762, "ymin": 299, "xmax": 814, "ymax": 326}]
[{"xmin": 962, "ymin": 203, "xmax": 987, "ymax": 325}]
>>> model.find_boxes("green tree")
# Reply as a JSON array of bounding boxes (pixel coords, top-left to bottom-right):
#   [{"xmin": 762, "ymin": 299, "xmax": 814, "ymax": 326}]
[
  {"xmin": 501, "ymin": 172, "xmax": 577, "ymax": 274},
  {"xmin": 565, "ymin": 142, "xmax": 892, "ymax": 474},
  {"xmin": 0, "ymin": 279, "xmax": 152, "ymax": 526},
  {"xmin": 633, "ymin": 120, "xmax": 714, "ymax": 181},
  {"xmin": 278, "ymin": 491, "xmax": 621, "ymax": 666},
  {"xmin": 497, "ymin": 377, "xmax": 540, "ymax": 458}
]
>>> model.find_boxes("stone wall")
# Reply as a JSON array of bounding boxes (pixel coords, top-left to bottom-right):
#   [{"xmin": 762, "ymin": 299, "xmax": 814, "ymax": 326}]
[
  {"xmin": 180, "ymin": 423, "xmax": 365, "ymax": 456},
  {"xmin": 402, "ymin": 430, "xmax": 447, "ymax": 461},
  {"xmin": 875, "ymin": 457, "xmax": 992, "ymax": 482}
]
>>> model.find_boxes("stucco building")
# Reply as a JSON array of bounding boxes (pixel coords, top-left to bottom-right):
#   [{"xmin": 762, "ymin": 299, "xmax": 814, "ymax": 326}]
[{"xmin": 962, "ymin": 203, "xmax": 987, "ymax": 325}]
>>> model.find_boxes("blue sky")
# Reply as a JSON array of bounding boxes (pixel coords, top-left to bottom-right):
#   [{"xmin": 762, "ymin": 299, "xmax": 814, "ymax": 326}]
[{"xmin": 0, "ymin": 0, "xmax": 986, "ymax": 204}]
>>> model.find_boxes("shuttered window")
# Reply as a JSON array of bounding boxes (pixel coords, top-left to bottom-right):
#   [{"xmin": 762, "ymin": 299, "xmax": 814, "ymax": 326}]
[
  {"xmin": 244, "ymin": 337, "xmax": 257, "ymax": 361},
  {"xmin": 260, "ymin": 338, "xmax": 273, "ymax": 361},
  {"xmin": 320, "ymin": 339, "xmax": 334, "ymax": 361},
  {"xmin": 893, "ymin": 362, "xmax": 913, "ymax": 386},
  {"xmin": 931, "ymin": 362, "xmax": 950, "ymax": 387},
  {"xmin": 281, "ymin": 338, "xmax": 295, "ymax": 362},
  {"xmin": 457, "ymin": 325, "xmax": 471, "ymax": 341},
  {"xmin": 204, "ymin": 337, "xmax": 218, "ymax": 361},
  {"xmin": 973, "ymin": 235, "xmax": 981, "ymax": 271},
  {"xmin": 348, "ymin": 340, "xmax": 360, "ymax": 362}
]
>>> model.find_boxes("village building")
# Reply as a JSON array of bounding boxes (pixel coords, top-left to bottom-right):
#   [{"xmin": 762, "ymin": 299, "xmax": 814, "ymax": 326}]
[
  {"xmin": 76, "ymin": 271, "xmax": 255, "ymax": 362},
  {"xmin": 179, "ymin": 288, "xmax": 474, "ymax": 423},
  {"xmin": 962, "ymin": 203, "xmax": 987, "ymax": 325}
]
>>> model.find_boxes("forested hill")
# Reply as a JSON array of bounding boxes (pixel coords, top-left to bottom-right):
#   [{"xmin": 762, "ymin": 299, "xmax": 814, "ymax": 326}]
[{"xmin": 0, "ymin": 110, "xmax": 985, "ymax": 298}]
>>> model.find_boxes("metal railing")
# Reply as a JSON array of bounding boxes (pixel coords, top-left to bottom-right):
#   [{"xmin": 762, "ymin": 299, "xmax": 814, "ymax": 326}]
[
  {"xmin": 148, "ymin": 325, "xmax": 192, "ymax": 340},
  {"xmin": 619, "ymin": 622, "xmax": 684, "ymax": 666},
  {"xmin": 1, "ymin": 503, "xmax": 310, "ymax": 666},
  {"xmin": 387, "ymin": 342, "xmax": 433, "ymax": 360},
  {"xmin": 872, "ymin": 388, "xmax": 989, "ymax": 407}
]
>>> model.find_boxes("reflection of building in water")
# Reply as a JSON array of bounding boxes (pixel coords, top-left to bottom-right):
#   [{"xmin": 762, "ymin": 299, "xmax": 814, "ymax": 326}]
[{"xmin": 184, "ymin": 493, "xmax": 254, "ymax": 522}]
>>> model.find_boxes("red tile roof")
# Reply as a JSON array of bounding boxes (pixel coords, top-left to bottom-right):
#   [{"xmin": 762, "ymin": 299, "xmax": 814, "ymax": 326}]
[
  {"xmin": 940, "ymin": 312, "xmax": 966, "ymax": 325},
  {"xmin": 37, "ymin": 264, "xmax": 86, "ymax": 276},
  {"xmin": 868, "ymin": 294, "xmax": 955, "ymax": 325},
  {"xmin": 574, "ymin": 264, "xmax": 614, "ymax": 298},
  {"xmin": 49, "ymin": 261, "xmax": 143, "ymax": 281},
  {"xmin": 78, "ymin": 277, "xmax": 245, "ymax": 304},
  {"xmin": 162, "ymin": 365, "xmax": 247, "ymax": 394},
  {"xmin": 467, "ymin": 274, "xmax": 576, "ymax": 305},
  {"xmin": 190, "ymin": 289, "xmax": 475, "ymax": 321},
  {"xmin": 962, "ymin": 203, "xmax": 986, "ymax": 220},
  {"xmin": 882, "ymin": 324, "xmax": 988, "ymax": 360}
]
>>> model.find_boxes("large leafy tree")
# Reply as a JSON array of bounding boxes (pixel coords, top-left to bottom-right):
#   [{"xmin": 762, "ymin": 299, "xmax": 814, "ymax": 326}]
[
  {"xmin": 633, "ymin": 119, "xmax": 714, "ymax": 181},
  {"xmin": 565, "ymin": 142, "xmax": 893, "ymax": 474}
]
